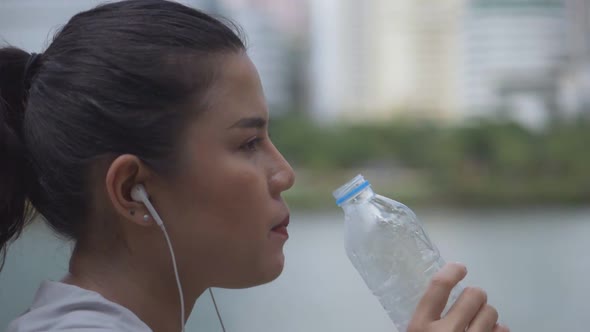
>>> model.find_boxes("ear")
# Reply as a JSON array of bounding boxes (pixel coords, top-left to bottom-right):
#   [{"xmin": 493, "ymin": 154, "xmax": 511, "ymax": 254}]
[{"xmin": 105, "ymin": 154, "xmax": 153, "ymax": 227}]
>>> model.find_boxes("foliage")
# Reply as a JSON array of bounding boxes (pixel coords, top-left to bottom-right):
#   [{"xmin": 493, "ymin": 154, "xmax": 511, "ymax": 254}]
[{"xmin": 270, "ymin": 113, "xmax": 590, "ymax": 207}]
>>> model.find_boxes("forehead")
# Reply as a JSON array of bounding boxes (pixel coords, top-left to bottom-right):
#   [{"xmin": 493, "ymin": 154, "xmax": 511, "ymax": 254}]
[{"xmin": 196, "ymin": 53, "xmax": 268, "ymax": 127}]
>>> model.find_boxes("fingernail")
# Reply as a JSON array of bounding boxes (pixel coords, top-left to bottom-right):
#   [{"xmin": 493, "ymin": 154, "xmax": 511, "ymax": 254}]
[{"xmin": 452, "ymin": 262, "xmax": 467, "ymax": 272}]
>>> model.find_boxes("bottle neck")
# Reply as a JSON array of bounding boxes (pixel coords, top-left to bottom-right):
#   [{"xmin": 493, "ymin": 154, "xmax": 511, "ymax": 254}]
[{"xmin": 341, "ymin": 186, "xmax": 375, "ymax": 206}]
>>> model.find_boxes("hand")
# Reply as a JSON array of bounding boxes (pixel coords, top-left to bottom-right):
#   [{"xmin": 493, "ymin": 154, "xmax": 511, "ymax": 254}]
[{"xmin": 407, "ymin": 263, "xmax": 509, "ymax": 332}]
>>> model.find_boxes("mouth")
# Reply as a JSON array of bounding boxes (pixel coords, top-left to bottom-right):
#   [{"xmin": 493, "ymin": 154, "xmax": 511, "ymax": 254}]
[{"xmin": 270, "ymin": 215, "xmax": 290, "ymax": 238}]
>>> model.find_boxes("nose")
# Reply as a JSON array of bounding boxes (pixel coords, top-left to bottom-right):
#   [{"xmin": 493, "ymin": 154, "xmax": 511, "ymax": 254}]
[{"xmin": 269, "ymin": 145, "xmax": 295, "ymax": 196}]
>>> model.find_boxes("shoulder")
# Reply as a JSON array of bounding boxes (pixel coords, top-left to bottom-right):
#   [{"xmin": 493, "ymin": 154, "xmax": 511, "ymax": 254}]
[{"xmin": 6, "ymin": 281, "xmax": 151, "ymax": 332}]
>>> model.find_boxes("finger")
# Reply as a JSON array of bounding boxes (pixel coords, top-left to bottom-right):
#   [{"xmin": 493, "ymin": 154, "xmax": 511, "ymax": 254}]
[
  {"xmin": 493, "ymin": 323, "xmax": 510, "ymax": 332},
  {"xmin": 444, "ymin": 287, "xmax": 487, "ymax": 330},
  {"xmin": 411, "ymin": 263, "xmax": 467, "ymax": 323},
  {"xmin": 466, "ymin": 304, "xmax": 498, "ymax": 332}
]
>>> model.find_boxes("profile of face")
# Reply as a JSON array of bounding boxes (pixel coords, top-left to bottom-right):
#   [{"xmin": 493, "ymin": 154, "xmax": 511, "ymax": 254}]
[{"xmin": 143, "ymin": 53, "xmax": 295, "ymax": 290}]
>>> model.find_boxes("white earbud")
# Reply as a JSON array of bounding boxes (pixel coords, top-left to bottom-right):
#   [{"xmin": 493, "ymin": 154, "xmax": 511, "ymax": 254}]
[
  {"xmin": 131, "ymin": 183, "xmax": 149, "ymax": 203},
  {"xmin": 131, "ymin": 184, "xmax": 163, "ymax": 227}
]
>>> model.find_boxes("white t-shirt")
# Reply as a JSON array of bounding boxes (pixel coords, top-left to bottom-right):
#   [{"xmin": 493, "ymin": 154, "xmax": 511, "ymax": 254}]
[{"xmin": 7, "ymin": 281, "xmax": 152, "ymax": 331}]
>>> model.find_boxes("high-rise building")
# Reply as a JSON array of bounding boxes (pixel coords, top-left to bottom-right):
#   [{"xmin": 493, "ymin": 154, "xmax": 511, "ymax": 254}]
[
  {"xmin": 309, "ymin": 0, "xmax": 464, "ymax": 123},
  {"xmin": 183, "ymin": 0, "xmax": 220, "ymax": 12},
  {"xmin": 219, "ymin": 0, "xmax": 308, "ymax": 36},
  {"xmin": 461, "ymin": 0, "xmax": 568, "ymax": 127},
  {"xmin": 565, "ymin": 0, "xmax": 590, "ymax": 61},
  {"xmin": 217, "ymin": 0, "xmax": 310, "ymax": 113},
  {"xmin": 559, "ymin": 0, "xmax": 590, "ymax": 116},
  {"xmin": 223, "ymin": 5, "xmax": 295, "ymax": 113}
]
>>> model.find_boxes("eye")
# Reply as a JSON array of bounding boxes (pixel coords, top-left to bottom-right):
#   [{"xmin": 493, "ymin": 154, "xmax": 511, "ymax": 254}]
[{"xmin": 241, "ymin": 137, "xmax": 264, "ymax": 152}]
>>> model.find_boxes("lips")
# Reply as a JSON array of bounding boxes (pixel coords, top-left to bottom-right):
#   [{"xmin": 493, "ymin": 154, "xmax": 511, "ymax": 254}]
[
  {"xmin": 272, "ymin": 215, "xmax": 290, "ymax": 229},
  {"xmin": 271, "ymin": 215, "xmax": 290, "ymax": 238}
]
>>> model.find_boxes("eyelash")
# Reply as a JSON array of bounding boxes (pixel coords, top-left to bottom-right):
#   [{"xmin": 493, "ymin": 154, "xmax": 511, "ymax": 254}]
[{"xmin": 241, "ymin": 137, "xmax": 264, "ymax": 152}]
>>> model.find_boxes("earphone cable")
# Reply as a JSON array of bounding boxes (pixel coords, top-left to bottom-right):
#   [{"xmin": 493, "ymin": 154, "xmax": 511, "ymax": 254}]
[
  {"xmin": 158, "ymin": 223, "xmax": 186, "ymax": 332},
  {"xmin": 209, "ymin": 288, "xmax": 227, "ymax": 332}
]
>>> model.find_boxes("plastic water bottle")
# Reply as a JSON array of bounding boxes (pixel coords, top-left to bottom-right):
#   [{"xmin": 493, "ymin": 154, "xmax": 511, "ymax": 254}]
[{"xmin": 333, "ymin": 175, "xmax": 463, "ymax": 332}]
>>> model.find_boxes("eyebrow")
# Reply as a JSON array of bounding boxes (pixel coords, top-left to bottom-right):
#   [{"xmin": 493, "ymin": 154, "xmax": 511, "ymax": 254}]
[{"xmin": 228, "ymin": 116, "xmax": 267, "ymax": 129}]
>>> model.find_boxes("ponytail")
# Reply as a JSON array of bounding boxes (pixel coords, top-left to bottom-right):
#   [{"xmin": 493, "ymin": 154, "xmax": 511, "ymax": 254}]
[{"xmin": 0, "ymin": 47, "xmax": 38, "ymax": 270}]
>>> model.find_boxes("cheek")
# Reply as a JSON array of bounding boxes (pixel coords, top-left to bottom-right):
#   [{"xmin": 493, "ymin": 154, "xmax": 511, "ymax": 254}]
[
  {"xmin": 176, "ymin": 154, "xmax": 269, "ymax": 241},
  {"xmin": 161, "ymin": 145, "xmax": 284, "ymax": 286}
]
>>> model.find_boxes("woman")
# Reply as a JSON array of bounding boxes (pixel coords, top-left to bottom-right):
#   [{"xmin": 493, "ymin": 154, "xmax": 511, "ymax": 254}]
[{"xmin": 0, "ymin": 1, "xmax": 508, "ymax": 331}]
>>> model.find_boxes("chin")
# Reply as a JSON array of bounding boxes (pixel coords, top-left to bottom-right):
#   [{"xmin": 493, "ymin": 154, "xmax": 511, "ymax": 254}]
[
  {"xmin": 263, "ymin": 252, "xmax": 286, "ymax": 282},
  {"xmin": 223, "ymin": 252, "xmax": 286, "ymax": 289},
  {"xmin": 251, "ymin": 251, "xmax": 285, "ymax": 286}
]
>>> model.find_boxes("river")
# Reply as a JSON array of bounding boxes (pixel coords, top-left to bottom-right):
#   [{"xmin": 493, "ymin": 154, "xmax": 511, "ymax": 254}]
[{"xmin": 2, "ymin": 207, "xmax": 589, "ymax": 332}]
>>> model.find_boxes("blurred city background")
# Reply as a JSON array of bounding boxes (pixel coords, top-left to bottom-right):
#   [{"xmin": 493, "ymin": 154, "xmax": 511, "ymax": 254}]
[{"xmin": 1, "ymin": 0, "xmax": 589, "ymax": 331}]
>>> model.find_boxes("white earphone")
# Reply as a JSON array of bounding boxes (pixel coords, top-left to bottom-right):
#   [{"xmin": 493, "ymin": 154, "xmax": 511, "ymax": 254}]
[
  {"xmin": 130, "ymin": 184, "xmax": 185, "ymax": 332},
  {"xmin": 131, "ymin": 184, "xmax": 163, "ymax": 227}
]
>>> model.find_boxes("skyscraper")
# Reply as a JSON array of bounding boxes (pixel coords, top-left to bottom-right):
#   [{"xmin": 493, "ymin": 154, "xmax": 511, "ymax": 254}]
[
  {"xmin": 309, "ymin": 0, "xmax": 464, "ymax": 123},
  {"xmin": 461, "ymin": 0, "xmax": 568, "ymax": 127},
  {"xmin": 560, "ymin": 0, "xmax": 590, "ymax": 115}
]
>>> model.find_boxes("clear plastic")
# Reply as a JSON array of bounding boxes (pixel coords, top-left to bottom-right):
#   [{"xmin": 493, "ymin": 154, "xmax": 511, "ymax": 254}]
[{"xmin": 333, "ymin": 175, "xmax": 463, "ymax": 332}]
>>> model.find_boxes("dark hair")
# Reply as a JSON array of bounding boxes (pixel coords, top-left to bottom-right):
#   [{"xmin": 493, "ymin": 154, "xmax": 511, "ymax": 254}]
[{"xmin": 0, "ymin": 0, "xmax": 245, "ymax": 269}]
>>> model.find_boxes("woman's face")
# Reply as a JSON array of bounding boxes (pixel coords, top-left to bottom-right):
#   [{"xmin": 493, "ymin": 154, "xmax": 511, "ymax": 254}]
[{"xmin": 150, "ymin": 53, "xmax": 295, "ymax": 289}]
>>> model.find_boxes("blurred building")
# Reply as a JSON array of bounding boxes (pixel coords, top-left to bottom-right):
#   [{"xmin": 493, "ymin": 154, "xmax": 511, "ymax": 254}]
[
  {"xmin": 461, "ymin": 0, "xmax": 568, "ymax": 128},
  {"xmin": 218, "ymin": 0, "xmax": 302, "ymax": 113},
  {"xmin": 309, "ymin": 0, "xmax": 464, "ymax": 123},
  {"xmin": 564, "ymin": 0, "xmax": 590, "ymax": 63},
  {"xmin": 559, "ymin": 0, "xmax": 590, "ymax": 117},
  {"xmin": 183, "ymin": 0, "xmax": 220, "ymax": 12},
  {"xmin": 220, "ymin": 0, "xmax": 308, "ymax": 36}
]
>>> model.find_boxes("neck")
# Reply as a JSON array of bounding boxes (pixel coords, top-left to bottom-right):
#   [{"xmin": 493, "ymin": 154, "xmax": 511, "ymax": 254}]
[{"xmin": 64, "ymin": 240, "xmax": 205, "ymax": 332}]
